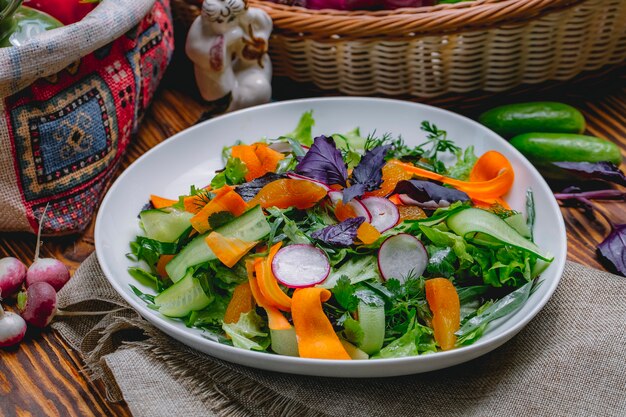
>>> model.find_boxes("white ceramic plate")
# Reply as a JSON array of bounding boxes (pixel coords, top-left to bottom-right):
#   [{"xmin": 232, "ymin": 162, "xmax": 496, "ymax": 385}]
[{"xmin": 95, "ymin": 97, "xmax": 566, "ymax": 377}]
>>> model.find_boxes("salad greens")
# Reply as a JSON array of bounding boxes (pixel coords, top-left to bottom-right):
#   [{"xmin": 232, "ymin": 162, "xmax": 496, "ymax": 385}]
[{"xmin": 127, "ymin": 111, "xmax": 553, "ymax": 360}]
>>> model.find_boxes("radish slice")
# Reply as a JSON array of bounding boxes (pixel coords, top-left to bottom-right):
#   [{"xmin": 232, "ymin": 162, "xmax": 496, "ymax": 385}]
[
  {"xmin": 268, "ymin": 141, "xmax": 292, "ymax": 153},
  {"xmin": 378, "ymin": 234, "xmax": 428, "ymax": 283},
  {"xmin": 361, "ymin": 197, "xmax": 399, "ymax": 232},
  {"xmin": 327, "ymin": 191, "xmax": 372, "ymax": 222},
  {"xmin": 271, "ymin": 244, "xmax": 331, "ymax": 288},
  {"xmin": 286, "ymin": 173, "xmax": 331, "ymax": 192},
  {"xmin": 398, "ymin": 194, "xmax": 420, "ymax": 206}
]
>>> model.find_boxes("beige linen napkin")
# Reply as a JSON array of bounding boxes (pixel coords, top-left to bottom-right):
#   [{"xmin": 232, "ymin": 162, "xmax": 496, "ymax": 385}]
[{"xmin": 52, "ymin": 254, "xmax": 626, "ymax": 417}]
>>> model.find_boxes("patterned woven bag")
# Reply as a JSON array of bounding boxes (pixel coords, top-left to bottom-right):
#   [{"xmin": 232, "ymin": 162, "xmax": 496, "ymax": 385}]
[{"xmin": 0, "ymin": 0, "xmax": 174, "ymax": 234}]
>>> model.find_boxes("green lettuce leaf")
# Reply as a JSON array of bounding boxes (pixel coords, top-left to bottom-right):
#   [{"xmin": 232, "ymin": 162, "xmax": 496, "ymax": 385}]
[
  {"xmin": 322, "ymin": 255, "xmax": 381, "ymax": 288},
  {"xmin": 285, "ymin": 111, "xmax": 314, "ymax": 146},
  {"xmin": 211, "ymin": 156, "xmax": 248, "ymax": 189},
  {"xmin": 222, "ymin": 310, "xmax": 270, "ymax": 351}
]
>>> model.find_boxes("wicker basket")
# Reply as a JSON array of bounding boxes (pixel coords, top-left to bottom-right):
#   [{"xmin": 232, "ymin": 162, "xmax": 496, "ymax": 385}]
[{"xmin": 172, "ymin": 0, "xmax": 626, "ymax": 98}]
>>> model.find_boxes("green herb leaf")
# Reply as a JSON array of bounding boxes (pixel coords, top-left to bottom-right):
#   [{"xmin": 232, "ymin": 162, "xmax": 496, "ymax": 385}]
[
  {"xmin": 129, "ymin": 284, "xmax": 156, "ymax": 304},
  {"xmin": 455, "ymin": 279, "xmax": 534, "ymax": 345},
  {"xmin": 208, "ymin": 211, "xmax": 235, "ymax": 230},
  {"xmin": 332, "ymin": 276, "xmax": 359, "ymax": 312},
  {"xmin": 211, "ymin": 156, "xmax": 248, "ymax": 189},
  {"xmin": 342, "ymin": 316, "xmax": 364, "ymax": 345}
]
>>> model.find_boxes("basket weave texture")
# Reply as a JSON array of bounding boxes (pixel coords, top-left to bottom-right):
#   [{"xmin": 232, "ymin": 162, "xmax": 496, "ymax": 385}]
[{"xmin": 172, "ymin": 0, "xmax": 626, "ymax": 97}]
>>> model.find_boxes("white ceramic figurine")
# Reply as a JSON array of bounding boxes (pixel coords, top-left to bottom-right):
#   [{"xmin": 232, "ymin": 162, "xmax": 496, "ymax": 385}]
[{"xmin": 186, "ymin": 0, "xmax": 273, "ymax": 112}]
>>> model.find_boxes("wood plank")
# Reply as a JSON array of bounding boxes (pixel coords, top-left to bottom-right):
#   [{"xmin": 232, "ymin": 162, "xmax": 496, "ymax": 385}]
[{"xmin": 0, "ymin": 65, "xmax": 625, "ymax": 416}]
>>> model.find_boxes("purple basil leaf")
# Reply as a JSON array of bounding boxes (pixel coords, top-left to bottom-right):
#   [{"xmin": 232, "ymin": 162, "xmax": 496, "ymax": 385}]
[
  {"xmin": 553, "ymin": 161, "xmax": 626, "ymax": 186},
  {"xmin": 235, "ymin": 172, "xmax": 286, "ymax": 202},
  {"xmin": 343, "ymin": 145, "xmax": 391, "ymax": 202},
  {"xmin": 393, "ymin": 180, "xmax": 470, "ymax": 209},
  {"xmin": 295, "ymin": 136, "xmax": 348, "ymax": 186},
  {"xmin": 597, "ymin": 224, "xmax": 626, "ymax": 277},
  {"xmin": 342, "ymin": 184, "xmax": 367, "ymax": 203},
  {"xmin": 311, "ymin": 217, "xmax": 366, "ymax": 247}
]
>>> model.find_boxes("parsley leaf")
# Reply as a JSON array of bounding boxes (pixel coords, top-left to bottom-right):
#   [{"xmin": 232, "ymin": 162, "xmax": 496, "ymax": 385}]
[
  {"xmin": 208, "ymin": 211, "xmax": 235, "ymax": 229},
  {"xmin": 332, "ymin": 276, "xmax": 359, "ymax": 312}
]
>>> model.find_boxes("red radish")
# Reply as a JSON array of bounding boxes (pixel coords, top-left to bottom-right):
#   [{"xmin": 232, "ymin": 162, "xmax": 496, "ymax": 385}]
[
  {"xmin": 327, "ymin": 191, "xmax": 373, "ymax": 222},
  {"xmin": 0, "ymin": 257, "xmax": 27, "ymax": 297},
  {"xmin": 286, "ymin": 173, "xmax": 331, "ymax": 192},
  {"xmin": 327, "ymin": 190, "xmax": 343, "ymax": 205},
  {"xmin": 271, "ymin": 244, "xmax": 330, "ymax": 288},
  {"xmin": 398, "ymin": 194, "xmax": 420, "ymax": 206},
  {"xmin": 361, "ymin": 197, "xmax": 399, "ymax": 232},
  {"xmin": 25, "ymin": 205, "xmax": 70, "ymax": 292},
  {"xmin": 0, "ymin": 303, "xmax": 27, "ymax": 347},
  {"xmin": 17, "ymin": 281, "xmax": 57, "ymax": 328},
  {"xmin": 378, "ymin": 234, "xmax": 428, "ymax": 283}
]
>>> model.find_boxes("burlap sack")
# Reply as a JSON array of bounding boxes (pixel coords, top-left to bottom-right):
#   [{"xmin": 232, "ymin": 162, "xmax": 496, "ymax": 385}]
[{"xmin": 0, "ymin": 0, "xmax": 173, "ymax": 234}]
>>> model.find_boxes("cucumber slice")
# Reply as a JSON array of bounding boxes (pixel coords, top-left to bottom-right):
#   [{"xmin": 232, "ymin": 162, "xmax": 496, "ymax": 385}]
[
  {"xmin": 504, "ymin": 213, "xmax": 531, "ymax": 239},
  {"xmin": 357, "ymin": 301, "xmax": 385, "ymax": 355},
  {"xmin": 166, "ymin": 205, "xmax": 271, "ymax": 282},
  {"xmin": 166, "ymin": 234, "xmax": 215, "ymax": 283},
  {"xmin": 140, "ymin": 208, "xmax": 193, "ymax": 242},
  {"xmin": 339, "ymin": 339, "xmax": 369, "ymax": 360},
  {"xmin": 155, "ymin": 271, "xmax": 213, "ymax": 317},
  {"xmin": 447, "ymin": 208, "xmax": 551, "ymax": 261},
  {"xmin": 270, "ymin": 327, "xmax": 299, "ymax": 357}
]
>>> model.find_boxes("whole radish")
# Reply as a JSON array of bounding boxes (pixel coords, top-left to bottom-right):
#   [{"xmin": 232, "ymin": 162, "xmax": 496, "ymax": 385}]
[
  {"xmin": 26, "ymin": 205, "xmax": 70, "ymax": 292},
  {"xmin": 0, "ymin": 303, "xmax": 27, "ymax": 347},
  {"xmin": 0, "ymin": 257, "xmax": 27, "ymax": 297},
  {"xmin": 18, "ymin": 281, "xmax": 57, "ymax": 328}
]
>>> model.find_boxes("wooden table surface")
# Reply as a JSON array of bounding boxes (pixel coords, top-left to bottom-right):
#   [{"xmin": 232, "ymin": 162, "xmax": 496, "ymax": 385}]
[{"xmin": 1, "ymin": 63, "xmax": 625, "ymax": 416}]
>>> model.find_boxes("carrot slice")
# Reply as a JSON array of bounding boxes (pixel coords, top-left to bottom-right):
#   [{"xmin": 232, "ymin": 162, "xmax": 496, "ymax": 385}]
[
  {"xmin": 425, "ymin": 278, "xmax": 460, "ymax": 351},
  {"xmin": 390, "ymin": 151, "xmax": 514, "ymax": 200},
  {"xmin": 156, "ymin": 254, "xmax": 175, "ymax": 278},
  {"xmin": 190, "ymin": 189, "xmax": 248, "ymax": 233},
  {"xmin": 388, "ymin": 194, "xmax": 402, "ymax": 205},
  {"xmin": 365, "ymin": 163, "xmax": 413, "ymax": 197},
  {"xmin": 253, "ymin": 143, "xmax": 285, "ymax": 173},
  {"xmin": 232, "ymin": 145, "xmax": 265, "ymax": 181},
  {"xmin": 356, "ymin": 222, "xmax": 381, "ymax": 245},
  {"xmin": 292, "ymin": 288, "xmax": 351, "ymax": 360},
  {"xmin": 334, "ymin": 201, "xmax": 357, "ymax": 222},
  {"xmin": 246, "ymin": 260, "xmax": 291, "ymax": 330},
  {"xmin": 223, "ymin": 282, "xmax": 255, "ymax": 324},
  {"xmin": 150, "ymin": 195, "xmax": 177, "ymax": 209},
  {"xmin": 205, "ymin": 231, "xmax": 257, "ymax": 268},
  {"xmin": 255, "ymin": 242, "xmax": 292, "ymax": 312},
  {"xmin": 398, "ymin": 205, "xmax": 427, "ymax": 221},
  {"xmin": 249, "ymin": 179, "xmax": 327, "ymax": 210}
]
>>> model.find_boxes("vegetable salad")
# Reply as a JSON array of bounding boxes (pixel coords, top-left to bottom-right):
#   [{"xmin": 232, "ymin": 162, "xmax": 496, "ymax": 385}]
[{"xmin": 128, "ymin": 112, "xmax": 553, "ymax": 360}]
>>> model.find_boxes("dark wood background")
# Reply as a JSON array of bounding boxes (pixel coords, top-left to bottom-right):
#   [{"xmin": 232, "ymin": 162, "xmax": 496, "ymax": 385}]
[{"xmin": 0, "ymin": 62, "xmax": 624, "ymax": 416}]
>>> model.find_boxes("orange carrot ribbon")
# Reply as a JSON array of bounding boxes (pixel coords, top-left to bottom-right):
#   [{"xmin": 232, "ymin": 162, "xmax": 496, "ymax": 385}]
[
  {"xmin": 223, "ymin": 282, "xmax": 255, "ymax": 324},
  {"xmin": 205, "ymin": 231, "xmax": 257, "ymax": 268},
  {"xmin": 255, "ymin": 242, "xmax": 292, "ymax": 312},
  {"xmin": 292, "ymin": 288, "xmax": 351, "ymax": 360},
  {"xmin": 246, "ymin": 260, "xmax": 291, "ymax": 330},
  {"xmin": 389, "ymin": 150, "xmax": 514, "ymax": 200}
]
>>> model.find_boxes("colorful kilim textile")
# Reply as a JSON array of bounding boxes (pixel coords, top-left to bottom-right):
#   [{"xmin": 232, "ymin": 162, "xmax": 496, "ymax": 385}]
[{"xmin": 0, "ymin": 0, "xmax": 173, "ymax": 234}]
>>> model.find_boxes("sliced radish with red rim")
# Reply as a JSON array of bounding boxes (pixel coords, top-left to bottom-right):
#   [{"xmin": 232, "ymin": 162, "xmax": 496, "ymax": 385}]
[
  {"xmin": 378, "ymin": 234, "xmax": 428, "ymax": 283},
  {"xmin": 271, "ymin": 244, "xmax": 330, "ymax": 288},
  {"xmin": 361, "ymin": 197, "xmax": 399, "ymax": 232},
  {"xmin": 398, "ymin": 194, "xmax": 420, "ymax": 206},
  {"xmin": 327, "ymin": 191, "xmax": 372, "ymax": 222}
]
